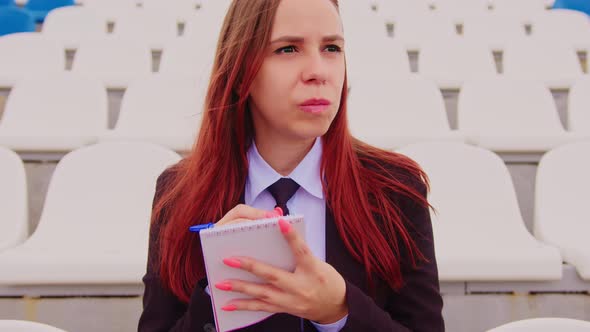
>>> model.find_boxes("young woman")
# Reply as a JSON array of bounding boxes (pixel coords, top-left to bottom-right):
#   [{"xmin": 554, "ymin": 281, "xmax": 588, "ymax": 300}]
[{"xmin": 138, "ymin": 0, "xmax": 444, "ymax": 331}]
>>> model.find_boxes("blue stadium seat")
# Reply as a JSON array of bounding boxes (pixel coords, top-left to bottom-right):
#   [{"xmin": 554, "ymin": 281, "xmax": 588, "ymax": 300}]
[
  {"xmin": 0, "ymin": 7, "xmax": 35, "ymax": 36},
  {"xmin": 553, "ymin": 0, "xmax": 590, "ymax": 15},
  {"xmin": 24, "ymin": 0, "xmax": 74, "ymax": 23},
  {"xmin": 0, "ymin": 0, "xmax": 16, "ymax": 7}
]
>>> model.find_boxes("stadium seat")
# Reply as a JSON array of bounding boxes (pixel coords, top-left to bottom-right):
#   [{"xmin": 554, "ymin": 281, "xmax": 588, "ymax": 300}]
[
  {"xmin": 347, "ymin": 75, "xmax": 463, "ymax": 149},
  {"xmin": 81, "ymin": 0, "xmax": 138, "ymax": 21},
  {"xmin": 100, "ymin": 75, "xmax": 204, "ymax": 152},
  {"xmin": 140, "ymin": 0, "xmax": 198, "ymax": 22},
  {"xmin": 0, "ymin": 0, "xmax": 16, "ymax": 7},
  {"xmin": 503, "ymin": 38, "xmax": 583, "ymax": 89},
  {"xmin": 535, "ymin": 141, "xmax": 590, "ymax": 280},
  {"xmin": 0, "ymin": 320, "xmax": 68, "ymax": 332},
  {"xmin": 0, "ymin": 7, "xmax": 35, "ymax": 36},
  {"xmin": 462, "ymin": 14, "xmax": 526, "ymax": 52},
  {"xmin": 159, "ymin": 38, "xmax": 215, "ymax": 86},
  {"xmin": 24, "ymin": 0, "xmax": 74, "ymax": 23},
  {"xmin": 112, "ymin": 9, "xmax": 178, "ymax": 50},
  {"xmin": 568, "ymin": 77, "xmax": 590, "ymax": 133},
  {"xmin": 493, "ymin": 0, "xmax": 549, "ymax": 23},
  {"xmin": 339, "ymin": 0, "xmax": 385, "ymax": 39},
  {"xmin": 72, "ymin": 36, "xmax": 152, "ymax": 89},
  {"xmin": 458, "ymin": 78, "xmax": 576, "ymax": 153},
  {"xmin": 345, "ymin": 36, "xmax": 411, "ymax": 87},
  {"xmin": 0, "ymin": 142, "xmax": 181, "ymax": 285},
  {"xmin": 42, "ymin": 6, "xmax": 106, "ymax": 50},
  {"xmin": 376, "ymin": 0, "xmax": 430, "ymax": 21},
  {"xmin": 553, "ymin": 0, "xmax": 590, "ymax": 16},
  {"xmin": 0, "ymin": 32, "xmax": 65, "ymax": 88},
  {"xmin": 532, "ymin": 9, "xmax": 590, "ymax": 51},
  {"xmin": 0, "ymin": 74, "xmax": 107, "ymax": 152},
  {"xmin": 182, "ymin": 9, "xmax": 224, "ymax": 49},
  {"xmin": 419, "ymin": 37, "xmax": 497, "ymax": 89},
  {"xmin": 389, "ymin": 12, "xmax": 456, "ymax": 52},
  {"xmin": 0, "ymin": 146, "xmax": 27, "ymax": 252},
  {"xmin": 398, "ymin": 142, "xmax": 563, "ymax": 281},
  {"xmin": 488, "ymin": 317, "xmax": 590, "ymax": 332},
  {"xmin": 432, "ymin": 0, "xmax": 491, "ymax": 23}
]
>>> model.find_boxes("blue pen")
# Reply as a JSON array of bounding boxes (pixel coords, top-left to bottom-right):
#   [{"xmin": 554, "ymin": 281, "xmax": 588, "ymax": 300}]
[{"xmin": 189, "ymin": 223, "xmax": 215, "ymax": 233}]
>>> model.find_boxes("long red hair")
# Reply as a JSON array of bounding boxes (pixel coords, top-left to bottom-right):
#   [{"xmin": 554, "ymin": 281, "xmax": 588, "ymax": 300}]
[{"xmin": 152, "ymin": 0, "xmax": 430, "ymax": 303}]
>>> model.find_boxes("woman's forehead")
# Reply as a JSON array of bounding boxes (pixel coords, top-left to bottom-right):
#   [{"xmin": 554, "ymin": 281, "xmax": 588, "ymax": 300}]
[{"xmin": 271, "ymin": 0, "xmax": 343, "ymax": 39}]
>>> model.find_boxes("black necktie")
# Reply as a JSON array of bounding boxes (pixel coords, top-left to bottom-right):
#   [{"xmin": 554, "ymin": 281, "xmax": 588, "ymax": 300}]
[{"xmin": 267, "ymin": 178, "xmax": 300, "ymax": 216}]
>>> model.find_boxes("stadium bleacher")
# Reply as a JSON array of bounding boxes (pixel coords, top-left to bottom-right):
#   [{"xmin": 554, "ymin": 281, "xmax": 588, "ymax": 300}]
[{"xmin": 0, "ymin": 0, "xmax": 589, "ymax": 331}]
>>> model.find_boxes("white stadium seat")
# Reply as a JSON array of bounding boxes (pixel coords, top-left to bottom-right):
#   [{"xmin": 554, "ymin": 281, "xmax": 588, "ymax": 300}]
[
  {"xmin": 101, "ymin": 75, "xmax": 204, "ymax": 152},
  {"xmin": 0, "ymin": 320, "xmax": 68, "ymax": 332},
  {"xmin": 141, "ymin": 0, "xmax": 198, "ymax": 22},
  {"xmin": 432, "ymin": 0, "xmax": 491, "ymax": 23},
  {"xmin": 390, "ymin": 12, "xmax": 456, "ymax": 52},
  {"xmin": 112, "ymin": 9, "xmax": 179, "ymax": 50},
  {"xmin": 488, "ymin": 317, "xmax": 590, "ymax": 332},
  {"xmin": 0, "ymin": 142, "xmax": 181, "ymax": 285},
  {"xmin": 532, "ymin": 9, "xmax": 590, "ymax": 52},
  {"xmin": 72, "ymin": 36, "xmax": 152, "ymax": 89},
  {"xmin": 345, "ymin": 36, "xmax": 411, "ymax": 87},
  {"xmin": 503, "ymin": 38, "xmax": 584, "ymax": 89},
  {"xmin": 42, "ymin": 7, "xmax": 106, "ymax": 50},
  {"xmin": 159, "ymin": 38, "xmax": 215, "ymax": 86},
  {"xmin": 462, "ymin": 14, "xmax": 526, "ymax": 51},
  {"xmin": 419, "ymin": 37, "xmax": 497, "ymax": 89},
  {"xmin": 535, "ymin": 141, "xmax": 590, "ymax": 280},
  {"xmin": 458, "ymin": 78, "xmax": 576, "ymax": 153},
  {"xmin": 0, "ymin": 33, "xmax": 65, "ymax": 88},
  {"xmin": 492, "ymin": 0, "xmax": 549, "ymax": 23},
  {"xmin": 376, "ymin": 0, "xmax": 431, "ymax": 21},
  {"xmin": 0, "ymin": 74, "xmax": 107, "ymax": 152},
  {"xmin": 82, "ymin": 0, "xmax": 139, "ymax": 21},
  {"xmin": 0, "ymin": 147, "xmax": 27, "ymax": 252},
  {"xmin": 568, "ymin": 77, "xmax": 590, "ymax": 133},
  {"xmin": 348, "ymin": 75, "xmax": 462, "ymax": 149},
  {"xmin": 398, "ymin": 142, "xmax": 563, "ymax": 281}
]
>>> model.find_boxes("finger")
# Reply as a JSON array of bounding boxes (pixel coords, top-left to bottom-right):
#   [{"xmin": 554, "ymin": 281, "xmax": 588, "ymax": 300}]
[
  {"xmin": 215, "ymin": 280, "xmax": 283, "ymax": 303},
  {"xmin": 215, "ymin": 218, "xmax": 250, "ymax": 227},
  {"xmin": 218, "ymin": 204, "xmax": 276, "ymax": 226},
  {"xmin": 278, "ymin": 218, "xmax": 315, "ymax": 268},
  {"xmin": 222, "ymin": 298, "xmax": 283, "ymax": 314},
  {"xmin": 222, "ymin": 256, "xmax": 297, "ymax": 292}
]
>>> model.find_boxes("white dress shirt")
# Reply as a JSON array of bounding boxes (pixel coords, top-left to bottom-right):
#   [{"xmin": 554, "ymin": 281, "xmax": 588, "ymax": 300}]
[{"xmin": 206, "ymin": 138, "xmax": 347, "ymax": 331}]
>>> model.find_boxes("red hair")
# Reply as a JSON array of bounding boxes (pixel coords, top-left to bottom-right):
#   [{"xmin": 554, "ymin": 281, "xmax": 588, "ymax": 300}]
[{"xmin": 152, "ymin": 0, "xmax": 430, "ymax": 303}]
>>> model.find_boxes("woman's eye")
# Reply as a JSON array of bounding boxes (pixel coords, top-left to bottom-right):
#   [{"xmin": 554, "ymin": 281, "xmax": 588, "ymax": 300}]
[
  {"xmin": 325, "ymin": 45, "xmax": 342, "ymax": 52},
  {"xmin": 275, "ymin": 45, "xmax": 297, "ymax": 54}
]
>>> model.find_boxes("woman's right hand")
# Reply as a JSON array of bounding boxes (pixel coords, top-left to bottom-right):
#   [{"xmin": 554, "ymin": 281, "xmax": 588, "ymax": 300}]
[{"xmin": 215, "ymin": 204, "xmax": 283, "ymax": 228}]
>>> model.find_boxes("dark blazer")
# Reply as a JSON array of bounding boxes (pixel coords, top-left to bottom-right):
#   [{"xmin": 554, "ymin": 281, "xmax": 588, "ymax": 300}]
[{"xmin": 138, "ymin": 164, "xmax": 445, "ymax": 332}]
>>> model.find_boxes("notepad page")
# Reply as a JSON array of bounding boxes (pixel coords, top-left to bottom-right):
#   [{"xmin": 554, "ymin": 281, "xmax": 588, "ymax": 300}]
[{"xmin": 199, "ymin": 215, "xmax": 305, "ymax": 332}]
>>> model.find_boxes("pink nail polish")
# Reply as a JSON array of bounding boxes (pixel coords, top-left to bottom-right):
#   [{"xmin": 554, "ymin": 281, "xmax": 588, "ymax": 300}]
[
  {"xmin": 278, "ymin": 218, "xmax": 291, "ymax": 234},
  {"xmin": 223, "ymin": 258, "xmax": 242, "ymax": 268},
  {"xmin": 222, "ymin": 304, "xmax": 237, "ymax": 311},
  {"xmin": 215, "ymin": 282, "xmax": 232, "ymax": 291},
  {"xmin": 274, "ymin": 207, "xmax": 284, "ymax": 216}
]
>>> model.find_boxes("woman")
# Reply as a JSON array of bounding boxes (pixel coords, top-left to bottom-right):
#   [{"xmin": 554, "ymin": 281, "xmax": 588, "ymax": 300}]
[{"xmin": 138, "ymin": 0, "xmax": 444, "ymax": 331}]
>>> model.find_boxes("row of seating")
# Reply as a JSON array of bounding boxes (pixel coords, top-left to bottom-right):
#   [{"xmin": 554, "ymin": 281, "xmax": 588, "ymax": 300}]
[
  {"xmin": 1, "ymin": 31, "xmax": 587, "ymax": 92},
  {"xmin": 1, "ymin": 74, "xmax": 589, "ymax": 153},
  {"xmin": 1, "ymin": 140, "xmax": 588, "ymax": 285}
]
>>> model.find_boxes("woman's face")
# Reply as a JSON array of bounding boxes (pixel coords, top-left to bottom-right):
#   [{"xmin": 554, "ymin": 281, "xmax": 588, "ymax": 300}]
[{"xmin": 248, "ymin": 0, "xmax": 346, "ymax": 145}]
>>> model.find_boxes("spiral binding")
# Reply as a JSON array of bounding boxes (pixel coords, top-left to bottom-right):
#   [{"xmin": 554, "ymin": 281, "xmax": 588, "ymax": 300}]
[{"xmin": 200, "ymin": 215, "xmax": 304, "ymax": 237}]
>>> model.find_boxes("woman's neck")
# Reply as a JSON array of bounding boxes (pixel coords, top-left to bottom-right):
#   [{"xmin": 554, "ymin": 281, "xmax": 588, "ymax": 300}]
[{"xmin": 254, "ymin": 135, "xmax": 316, "ymax": 176}]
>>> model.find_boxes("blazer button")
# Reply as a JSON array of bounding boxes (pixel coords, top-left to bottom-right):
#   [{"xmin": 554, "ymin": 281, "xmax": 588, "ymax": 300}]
[{"xmin": 203, "ymin": 323, "xmax": 216, "ymax": 332}]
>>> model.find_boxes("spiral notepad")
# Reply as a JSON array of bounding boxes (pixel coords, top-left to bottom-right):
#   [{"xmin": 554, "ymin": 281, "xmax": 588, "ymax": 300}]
[{"xmin": 199, "ymin": 215, "xmax": 306, "ymax": 332}]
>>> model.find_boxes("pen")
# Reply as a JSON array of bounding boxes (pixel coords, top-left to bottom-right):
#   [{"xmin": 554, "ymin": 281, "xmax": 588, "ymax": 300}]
[{"xmin": 189, "ymin": 223, "xmax": 215, "ymax": 233}]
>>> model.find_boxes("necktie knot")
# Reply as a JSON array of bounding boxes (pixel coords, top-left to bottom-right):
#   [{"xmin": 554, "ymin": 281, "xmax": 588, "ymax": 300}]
[{"xmin": 267, "ymin": 178, "xmax": 300, "ymax": 215}]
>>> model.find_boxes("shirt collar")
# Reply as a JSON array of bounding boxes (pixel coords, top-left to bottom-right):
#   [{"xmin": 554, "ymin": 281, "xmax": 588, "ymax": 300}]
[{"xmin": 246, "ymin": 138, "xmax": 324, "ymax": 203}]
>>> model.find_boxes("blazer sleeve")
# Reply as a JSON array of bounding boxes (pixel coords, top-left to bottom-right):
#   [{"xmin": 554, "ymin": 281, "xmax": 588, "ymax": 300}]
[
  {"xmin": 340, "ymin": 177, "xmax": 445, "ymax": 332},
  {"xmin": 138, "ymin": 170, "xmax": 217, "ymax": 332}
]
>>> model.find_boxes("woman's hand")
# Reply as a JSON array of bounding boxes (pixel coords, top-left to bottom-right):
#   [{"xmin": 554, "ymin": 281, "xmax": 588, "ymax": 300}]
[
  {"xmin": 214, "ymin": 218, "xmax": 349, "ymax": 325},
  {"xmin": 215, "ymin": 204, "xmax": 282, "ymax": 227}
]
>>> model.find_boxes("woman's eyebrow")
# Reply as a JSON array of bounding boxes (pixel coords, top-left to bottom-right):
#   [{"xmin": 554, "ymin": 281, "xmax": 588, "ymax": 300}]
[{"xmin": 269, "ymin": 35, "xmax": 344, "ymax": 44}]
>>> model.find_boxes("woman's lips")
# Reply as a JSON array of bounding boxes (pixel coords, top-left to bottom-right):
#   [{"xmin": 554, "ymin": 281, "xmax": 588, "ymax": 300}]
[{"xmin": 299, "ymin": 98, "xmax": 331, "ymax": 114}]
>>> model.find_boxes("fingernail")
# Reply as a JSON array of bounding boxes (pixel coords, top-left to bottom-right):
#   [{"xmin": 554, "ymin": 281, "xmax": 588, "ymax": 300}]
[
  {"xmin": 215, "ymin": 282, "xmax": 232, "ymax": 291},
  {"xmin": 274, "ymin": 207, "xmax": 284, "ymax": 216},
  {"xmin": 222, "ymin": 304, "xmax": 237, "ymax": 311},
  {"xmin": 278, "ymin": 218, "xmax": 291, "ymax": 234},
  {"xmin": 264, "ymin": 211, "xmax": 275, "ymax": 218},
  {"xmin": 223, "ymin": 258, "xmax": 242, "ymax": 268}
]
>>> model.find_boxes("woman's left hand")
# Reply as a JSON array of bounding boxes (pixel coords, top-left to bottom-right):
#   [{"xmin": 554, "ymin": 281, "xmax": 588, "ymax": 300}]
[{"xmin": 214, "ymin": 218, "xmax": 349, "ymax": 324}]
